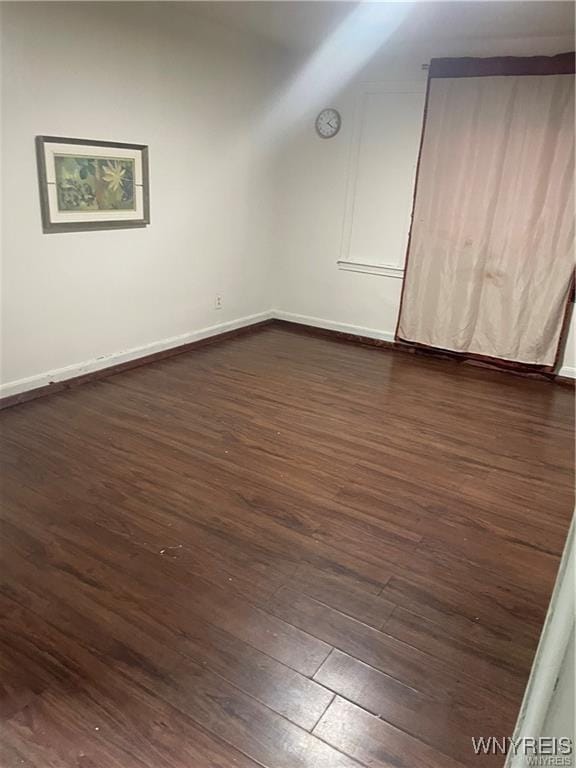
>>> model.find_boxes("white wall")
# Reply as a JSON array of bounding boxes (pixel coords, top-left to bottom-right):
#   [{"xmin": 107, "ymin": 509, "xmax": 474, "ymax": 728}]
[
  {"xmin": 0, "ymin": 2, "xmax": 283, "ymax": 394},
  {"xmin": 272, "ymin": 34, "xmax": 576, "ymax": 375},
  {"xmin": 2, "ymin": 5, "xmax": 574, "ymax": 394},
  {"xmin": 542, "ymin": 627, "xmax": 574, "ymax": 743}
]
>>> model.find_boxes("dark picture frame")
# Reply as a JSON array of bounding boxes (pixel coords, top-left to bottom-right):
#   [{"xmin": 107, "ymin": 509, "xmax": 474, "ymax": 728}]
[{"xmin": 36, "ymin": 135, "xmax": 150, "ymax": 233}]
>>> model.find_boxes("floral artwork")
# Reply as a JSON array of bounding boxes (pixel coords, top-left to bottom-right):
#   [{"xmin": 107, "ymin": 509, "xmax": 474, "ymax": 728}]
[
  {"xmin": 36, "ymin": 136, "xmax": 149, "ymax": 232},
  {"xmin": 54, "ymin": 155, "xmax": 135, "ymax": 211}
]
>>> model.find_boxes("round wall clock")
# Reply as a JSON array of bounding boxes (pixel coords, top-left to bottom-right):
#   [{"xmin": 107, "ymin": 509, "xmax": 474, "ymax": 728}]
[{"xmin": 315, "ymin": 108, "xmax": 341, "ymax": 139}]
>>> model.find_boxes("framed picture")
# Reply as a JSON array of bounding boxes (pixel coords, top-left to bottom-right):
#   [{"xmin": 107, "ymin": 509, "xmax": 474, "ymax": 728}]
[{"xmin": 36, "ymin": 136, "xmax": 150, "ymax": 233}]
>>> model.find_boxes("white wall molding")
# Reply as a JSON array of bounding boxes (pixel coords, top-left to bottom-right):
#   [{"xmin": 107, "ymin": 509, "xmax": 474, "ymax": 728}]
[
  {"xmin": 338, "ymin": 80, "xmax": 425, "ymax": 276},
  {"xmin": 336, "ymin": 260, "xmax": 404, "ymax": 279},
  {"xmin": 0, "ymin": 311, "xmax": 274, "ymax": 399},
  {"xmin": 274, "ymin": 311, "xmax": 396, "ymax": 344}
]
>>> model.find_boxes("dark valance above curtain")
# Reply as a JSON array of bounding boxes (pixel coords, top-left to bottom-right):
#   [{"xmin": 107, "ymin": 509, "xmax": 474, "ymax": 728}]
[{"xmin": 429, "ymin": 51, "xmax": 575, "ymax": 79}]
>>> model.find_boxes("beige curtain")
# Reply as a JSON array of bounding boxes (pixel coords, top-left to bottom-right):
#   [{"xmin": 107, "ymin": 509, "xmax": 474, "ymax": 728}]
[{"xmin": 397, "ymin": 73, "xmax": 574, "ymax": 368}]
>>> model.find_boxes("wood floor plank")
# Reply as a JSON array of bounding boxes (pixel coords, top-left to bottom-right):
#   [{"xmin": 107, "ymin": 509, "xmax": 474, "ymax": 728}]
[
  {"xmin": 0, "ymin": 597, "xmax": 304, "ymax": 768},
  {"xmin": 414, "ymin": 532, "xmax": 559, "ymax": 600},
  {"xmin": 313, "ymin": 696, "xmax": 467, "ymax": 768},
  {"xmin": 269, "ymin": 586, "xmax": 517, "ymax": 707},
  {"xmin": 314, "ymin": 649, "xmax": 514, "ymax": 766},
  {"xmin": 0, "ymin": 326, "xmax": 572, "ymax": 767},
  {"xmin": 1, "ymin": 539, "xmax": 334, "ymax": 730},
  {"xmin": 380, "ymin": 575, "xmax": 538, "ymax": 671},
  {"xmin": 382, "ymin": 606, "xmax": 528, "ymax": 697},
  {"xmin": 288, "ymin": 563, "xmax": 395, "ymax": 629},
  {"xmin": 0, "ymin": 591, "xmax": 358, "ymax": 768},
  {"xmin": 0, "ymin": 496, "xmax": 332, "ymax": 680},
  {"xmin": 1, "ymin": 474, "xmax": 288, "ymax": 604},
  {"xmin": 1, "ymin": 423, "xmax": 394, "ymax": 595}
]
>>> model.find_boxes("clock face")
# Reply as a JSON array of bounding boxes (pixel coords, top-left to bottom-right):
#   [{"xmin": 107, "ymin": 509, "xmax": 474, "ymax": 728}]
[{"xmin": 315, "ymin": 108, "xmax": 341, "ymax": 139}]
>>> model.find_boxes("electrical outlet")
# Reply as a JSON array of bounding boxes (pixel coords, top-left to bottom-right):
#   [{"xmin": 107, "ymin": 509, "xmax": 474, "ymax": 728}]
[{"xmin": 215, "ymin": 295, "xmax": 223, "ymax": 310}]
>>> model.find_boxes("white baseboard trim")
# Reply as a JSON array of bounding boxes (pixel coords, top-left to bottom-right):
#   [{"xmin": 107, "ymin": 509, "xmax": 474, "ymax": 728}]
[
  {"xmin": 0, "ymin": 311, "xmax": 274, "ymax": 399},
  {"xmin": 2, "ymin": 309, "xmax": 574, "ymax": 399},
  {"xmin": 273, "ymin": 310, "xmax": 396, "ymax": 344},
  {"xmin": 559, "ymin": 364, "xmax": 576, "ymax": 379}
]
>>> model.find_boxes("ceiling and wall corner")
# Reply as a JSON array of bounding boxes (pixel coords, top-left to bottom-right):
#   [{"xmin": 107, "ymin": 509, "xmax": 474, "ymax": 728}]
[{"xmin": 1, "ymin": 2, "xmax": 574, "ymax": 397}]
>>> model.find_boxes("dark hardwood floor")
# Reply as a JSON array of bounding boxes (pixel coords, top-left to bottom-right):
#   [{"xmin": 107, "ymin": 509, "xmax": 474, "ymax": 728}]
[{"xmin": 0, "ymin": 325, "xmax": 573, "ymax": 768}]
